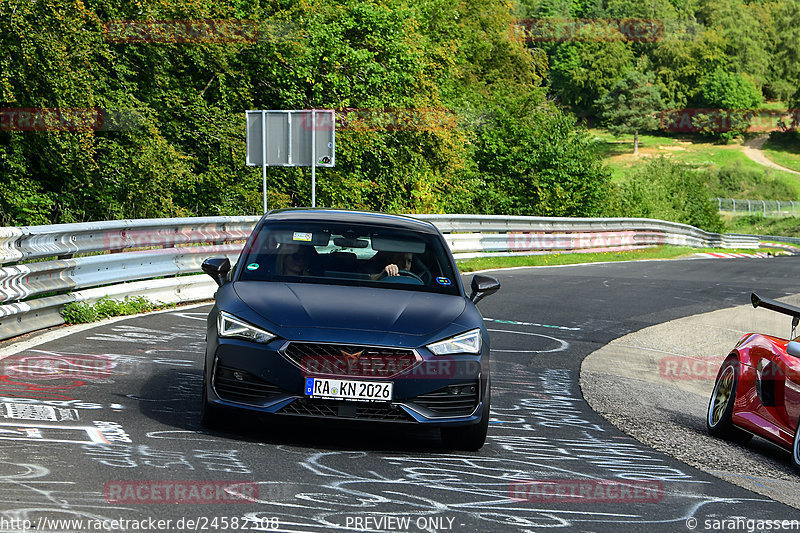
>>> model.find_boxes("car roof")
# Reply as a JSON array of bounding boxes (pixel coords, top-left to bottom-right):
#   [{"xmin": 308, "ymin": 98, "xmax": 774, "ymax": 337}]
[{"xmin": 263, "ymin": 208, "xmax": 440, "ymax": 234}]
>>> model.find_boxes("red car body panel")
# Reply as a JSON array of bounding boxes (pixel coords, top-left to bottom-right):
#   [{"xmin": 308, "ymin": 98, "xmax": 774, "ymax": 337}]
[{"xmin": 729, "ymin": 332, "xmax": 800, "ymax": 449}]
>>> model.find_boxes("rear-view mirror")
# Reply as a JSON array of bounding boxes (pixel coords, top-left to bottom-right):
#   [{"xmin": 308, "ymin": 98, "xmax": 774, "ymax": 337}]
[
  {"xmin": 202, "ymin": 257, "xmax": 231, "ymax": 287},
  {"xmin": 470, "ymin": 274, "xmax": 500, "ymax": 304}
]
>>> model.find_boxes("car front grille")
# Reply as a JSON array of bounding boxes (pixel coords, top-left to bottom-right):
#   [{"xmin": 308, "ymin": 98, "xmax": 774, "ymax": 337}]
[
  {"xmin": 282, "ymin": 342, "xmax": 420, "ymax": 378},
  {"xmin": 278, "ymin": 398, "xmax": 414, "ymax": 422},
  {"xmin": 213, "ymin": 365, "xmax": 287, "ymax": 404},
  {"xmin": 410, "ymin": 382, "xmax": 479, "ymax": 416}
]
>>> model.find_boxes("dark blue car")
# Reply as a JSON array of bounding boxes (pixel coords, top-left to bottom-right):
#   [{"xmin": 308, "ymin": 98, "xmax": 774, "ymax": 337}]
[{"xmin": 201, "ymin": 209, "xmax": 500, "ymax": 450}]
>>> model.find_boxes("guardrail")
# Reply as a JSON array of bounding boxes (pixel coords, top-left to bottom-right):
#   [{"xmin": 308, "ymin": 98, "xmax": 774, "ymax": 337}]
[
  {"xmin": 0, "ymin": 214, "xmax": 764, "ymax": 342},
  {"xmin": 418, "ymin": 215, "xmax": 758, "ymax": 258},
  {"xmin": 0, "ymin": 217, "xmax": 259, "ymax": 341},
  {"xmin": 715, "ymin": 198, "xmax": 799, "ymax": 217}
]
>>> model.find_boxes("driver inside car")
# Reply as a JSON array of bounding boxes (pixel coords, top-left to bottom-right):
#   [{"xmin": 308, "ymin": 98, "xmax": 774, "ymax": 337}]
[
  {"xmin": 381, "ymin": 251, "xmax": 413, "ymax": 278},
  {"xmin": 369, "ymin": 251, "xmax": 413, "ymax": 280}
]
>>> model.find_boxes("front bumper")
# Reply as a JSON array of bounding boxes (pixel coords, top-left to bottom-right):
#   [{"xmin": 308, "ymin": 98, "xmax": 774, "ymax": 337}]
[{"xmin": 204, "ymin": 336, "xmax": 489, "ymax": 427}]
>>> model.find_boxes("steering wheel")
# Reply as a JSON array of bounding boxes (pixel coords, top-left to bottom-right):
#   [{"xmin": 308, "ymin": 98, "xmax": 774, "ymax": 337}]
[{"xmin": 377, "ymin": 269, "xmax": 424, "ymax": 283}]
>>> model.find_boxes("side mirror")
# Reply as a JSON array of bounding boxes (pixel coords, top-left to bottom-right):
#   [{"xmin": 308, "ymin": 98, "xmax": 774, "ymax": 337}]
[
  {"xmin": 469, "ymin": 274, "xmax": 500, "ymax": 304},
  {"xmin": 787, "ymin": 341, "xmax": 800, "ymax": 358},
  {"xmin": 202, "ymin": 257, "xmax": 231, "ymax": 287}
]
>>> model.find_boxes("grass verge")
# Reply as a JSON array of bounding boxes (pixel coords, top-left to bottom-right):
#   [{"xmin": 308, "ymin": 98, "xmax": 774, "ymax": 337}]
[
  {"xmin": 589, "ymin": 129, "xmax": 800, "ymax": 189},
  {"xmin": 723, "ymin": 215, "xmax": 800, "ymax": 237},
  {"xmin": 761, "ymin": 132, "xmax": 800, "ymax": 173},
  {"xmin": 61, "ymin": 296, "xmax": 174, "ymax": 324},
  {"xmin": 456, "ymin": 245, "xmax": 771, "ymax": 272}
]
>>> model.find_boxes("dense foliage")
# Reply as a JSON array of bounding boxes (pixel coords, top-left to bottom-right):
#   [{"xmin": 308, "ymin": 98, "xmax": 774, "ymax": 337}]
[
  {"xmin": 519, "ymin": 0, "xmax": 800, "ymax": 126},
  {"xmin": 2, "ymin": 0, "xmax": 796, "ymax": 231},
  {"xmin": 0, "ymin": 0, "xmax": 610, "ymax": 225}
]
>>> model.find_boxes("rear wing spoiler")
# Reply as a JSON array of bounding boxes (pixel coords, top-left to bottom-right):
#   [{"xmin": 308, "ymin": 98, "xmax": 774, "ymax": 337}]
[{"xmin": 751, "ymin": 293, "xmax": 800, "ymax": 321}]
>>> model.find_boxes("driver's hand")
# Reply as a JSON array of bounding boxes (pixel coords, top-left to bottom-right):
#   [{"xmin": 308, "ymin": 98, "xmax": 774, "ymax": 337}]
[{"xmin": 383, "ymin": 264, "xmax": 399, "ymax": 277}]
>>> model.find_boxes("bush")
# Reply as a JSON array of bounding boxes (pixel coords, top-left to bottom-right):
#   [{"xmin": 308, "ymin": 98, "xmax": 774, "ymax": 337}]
[
  {"xmin": 60, "ymin": 302, "xmax": 99, "ymax": 324},
  {"xmin": 698, "ymin": 69, "xmax": 762, "ymax": 110},
  {"xmin": 61, "ymin": 296, "xmax": 164, "ymax": 324},
  {"xmin": 693, "ymin": 69, "xmax": 763, "ymax": 142},
  {"xmin": 706, "ymin": 161, "xmax": 797, "ymax": 200},
  {"xmin": 606, "ymin": 157, "xmax": 723, "ymax": 232}
]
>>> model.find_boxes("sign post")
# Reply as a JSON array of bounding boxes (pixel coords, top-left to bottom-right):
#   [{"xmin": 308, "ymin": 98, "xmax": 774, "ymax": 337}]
[{"xmin": 245, "ymin": 109, "xmax": 335, "ymax": 211}]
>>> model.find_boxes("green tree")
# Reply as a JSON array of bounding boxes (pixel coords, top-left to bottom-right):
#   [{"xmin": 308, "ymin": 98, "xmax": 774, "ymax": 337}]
[
  {"xmin": 473, "ymin": 93, "xmax": 611, "ymax": 216},
  {"xmin": 698, "ymin": 0, "xmax": 772, "ymax": 92},
  {"xmin": 697, "ymin": 68, "xmax": 762, "ymax": 110},
  {"xmin": 548, "ymin": 38, "xmax": 634, "ymax": 114},
  {"xmin": 693, "ymin": 67, "xmax": 762, "ymax": 141},
  {"xmin": 596, "ymin": 68, "xmax": 664, "ymax": 155},
  {"xmin": 0, "ymin": 0, "xmax": 602, "ymax": 225},
  {"xmin": 766, "ymin": 0, "xmax": 800, "ymax": 101},
  {"xmin": 649, "ymin": 28, "xmax": 728, "ymax": 108}
]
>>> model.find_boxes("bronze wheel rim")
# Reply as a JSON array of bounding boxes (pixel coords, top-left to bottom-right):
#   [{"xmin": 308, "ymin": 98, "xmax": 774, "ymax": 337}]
[{"xmin": 710, "ymin": 365, "xmax": 734, "ymax": 426}]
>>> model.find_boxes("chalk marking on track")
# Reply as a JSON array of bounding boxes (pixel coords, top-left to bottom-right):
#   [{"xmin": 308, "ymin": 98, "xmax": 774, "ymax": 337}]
[
  {"xmin": 487, "ymin": 329, "xmax": 569, "ymax": 354},
  {"xmin": 484, "ymin": 318, "xmax": 580, "ymax": 331}
]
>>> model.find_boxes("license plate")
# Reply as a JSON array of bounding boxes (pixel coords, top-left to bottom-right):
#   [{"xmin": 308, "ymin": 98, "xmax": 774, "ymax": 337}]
[{"xmin": 305, "ymin": 378, "xmax": 393, "ymax": 402}]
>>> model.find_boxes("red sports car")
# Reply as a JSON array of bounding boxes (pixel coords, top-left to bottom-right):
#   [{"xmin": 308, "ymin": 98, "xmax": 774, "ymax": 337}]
[{"xmin": 707, "ymin": 293, "xmax": 800, "ymax": 473}]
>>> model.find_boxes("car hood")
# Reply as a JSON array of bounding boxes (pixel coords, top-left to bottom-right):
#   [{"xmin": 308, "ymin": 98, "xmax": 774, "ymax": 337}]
[{"xmin": 233, "ymin": 281, "xmax": 466, "ymax": 336}]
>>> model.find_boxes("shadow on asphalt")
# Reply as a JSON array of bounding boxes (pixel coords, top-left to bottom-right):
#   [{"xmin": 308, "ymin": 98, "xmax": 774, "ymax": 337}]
[{"xmin": 133, "ymin": 367, "xmax": 452, "ymax": 453}]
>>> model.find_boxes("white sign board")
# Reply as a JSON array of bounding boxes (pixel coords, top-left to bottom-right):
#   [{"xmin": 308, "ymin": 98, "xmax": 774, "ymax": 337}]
[
  {"xmin": 246, "ymin": 109, "xmax": 335, "ymax": 211},
  {"xmin": 246, "ymin": 110, "xmax": 335, "ymax": 167}
]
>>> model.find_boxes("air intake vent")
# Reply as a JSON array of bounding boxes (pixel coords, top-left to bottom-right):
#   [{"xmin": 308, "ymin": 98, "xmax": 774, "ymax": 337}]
[
  {"xmin": 213, "ymin": 365, "xmax": 287, "ymax": 404},
  {"xmin": 279, "ymin": 398, "xmax": 413, "ymax": 422},
  {"xmin": 411, "ymin": 382, "xmax": 479, "ymax": 416}
]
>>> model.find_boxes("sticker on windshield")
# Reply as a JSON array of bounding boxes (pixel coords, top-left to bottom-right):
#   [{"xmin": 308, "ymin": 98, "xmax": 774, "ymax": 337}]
[
  {"xmin": 246, "ymin": 263, "xmax": 259, "ymax": 271},
  {"xmin": 293, "ymin": 232, "xmax": 313, "ymax": 242},
  {"xmin": 436, "ymin": 277, "xmax": 452, "ymax": 286}
]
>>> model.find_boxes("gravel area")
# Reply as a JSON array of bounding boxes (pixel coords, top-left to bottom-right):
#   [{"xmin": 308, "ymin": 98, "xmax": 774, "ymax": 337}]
[{"xmin": 580, "ymin": 298, "xmax": 800, "ymax": 509}]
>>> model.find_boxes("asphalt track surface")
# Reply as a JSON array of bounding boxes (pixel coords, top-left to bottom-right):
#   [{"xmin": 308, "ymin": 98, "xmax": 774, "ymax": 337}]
[{"xmin": 1, "ymin": 256, "xmax": 800, "ymax": 533}]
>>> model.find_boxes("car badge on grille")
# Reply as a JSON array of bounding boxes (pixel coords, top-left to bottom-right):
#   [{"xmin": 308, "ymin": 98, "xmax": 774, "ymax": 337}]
[{"xmin": 339, "ymin": 348, "xmax": 365, "ymax": 361}]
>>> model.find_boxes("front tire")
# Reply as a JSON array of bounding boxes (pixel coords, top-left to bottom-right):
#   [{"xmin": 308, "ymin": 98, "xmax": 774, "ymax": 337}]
[
  {"xmin": 441, "ymin": 379, "xmax": 490, "ymax": 451},
  {"xmin": 707, "ymin": 357, "xmax": 752, "ymax": 444},
  {"xmin": 791, "ymin": 418, "xmax": 800, "ymax": 474},
  {"xmin": 200, "ymin": 368, "xmax": 225, "ymax": 429}
]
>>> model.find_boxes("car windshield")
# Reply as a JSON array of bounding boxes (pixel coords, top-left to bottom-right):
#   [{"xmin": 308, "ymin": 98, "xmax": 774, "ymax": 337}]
[{"xmin": 236, "ymin": 221, "xmax": 460, "ymax": 295}]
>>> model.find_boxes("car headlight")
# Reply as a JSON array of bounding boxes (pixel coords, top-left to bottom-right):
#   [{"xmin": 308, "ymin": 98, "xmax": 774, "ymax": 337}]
[
  {"xmin": 217, "ymin": 311, "xmax": 276, "ymax": 344},
  {"xmin": 427, "ymin": 329, "xmax": 482, "ymax": 355}
]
